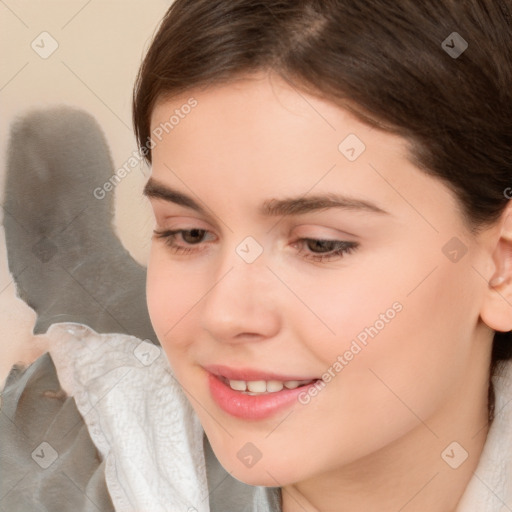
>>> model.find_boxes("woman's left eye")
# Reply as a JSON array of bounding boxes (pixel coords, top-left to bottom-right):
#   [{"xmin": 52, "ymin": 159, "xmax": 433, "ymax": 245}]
[
  {"xmin": 294, "ymin": 238, "xmax": 359, "ymax": 262},
  {"xmin": 153, "ymin": 229, "xmax": 359, "ymax": 262}
]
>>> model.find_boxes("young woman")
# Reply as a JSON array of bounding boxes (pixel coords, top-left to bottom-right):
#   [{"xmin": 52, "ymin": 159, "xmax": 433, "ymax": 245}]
[
  {"xmin": 2, "ymin": 1, "xmax": 511, "ymax": 512},
  {"xmin": 131, "ymin": 0, "xmax": 512, "ymax": 511}
]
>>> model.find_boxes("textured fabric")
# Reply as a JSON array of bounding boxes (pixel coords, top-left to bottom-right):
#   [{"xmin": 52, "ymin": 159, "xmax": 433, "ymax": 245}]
[
  {"xmin": 0, "ymin": 345, "xmax": 281, "ymax": 512},
  {"xmin": 0, "ymin": 352, "xmax": 115, "ymax": 512},
  {"xmin": 46, "ymin": 322, "xmax": 209, "ymax": 512},
  {"xmin": 44, "ymin": 321, "xmax": 281, "ymax": 512}
]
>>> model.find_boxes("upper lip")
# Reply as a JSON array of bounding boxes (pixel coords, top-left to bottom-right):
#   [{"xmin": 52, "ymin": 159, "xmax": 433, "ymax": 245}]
[{"xmin": 204, "ymin": 364, "xmax": 319, "ymax": 382}]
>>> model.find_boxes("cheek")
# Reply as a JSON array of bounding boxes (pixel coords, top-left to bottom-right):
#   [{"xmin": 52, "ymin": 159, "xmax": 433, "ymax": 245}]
[
  {"xmin": 284, "ymin": 242, "xmax": 477, "ymax": 419},
  {"xmin": 338, "ymin": 262, "xmax": 474, "ymax": 413},
  {"xmin": 272, "ymin": 247, "xmax": 417, "ymax": 363},
  {"xmin": 309, "ymin": 238, "xmax": 477, "ymax": 356},
  {"xmin": 146, "ymin": 248, "xmax": 196, "ymax": 351},
  {"xmin": 146, "ymin": 250, "xmax": 168, "ymax": 337}
]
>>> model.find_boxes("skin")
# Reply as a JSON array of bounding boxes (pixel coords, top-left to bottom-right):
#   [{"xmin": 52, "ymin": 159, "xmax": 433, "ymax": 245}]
[{"xmin": 145, "ymin": 72, "xmax": 512, "ymax": 512}]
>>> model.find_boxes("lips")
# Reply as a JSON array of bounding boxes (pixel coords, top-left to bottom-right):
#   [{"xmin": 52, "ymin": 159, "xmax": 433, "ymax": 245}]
[
  {"xmin": 204, "ymin": 364, "xmax": 318, "ymax": 382},
  {"xmin": 204, "ymin": 364, "xmax": 321, "ymax": 420}
]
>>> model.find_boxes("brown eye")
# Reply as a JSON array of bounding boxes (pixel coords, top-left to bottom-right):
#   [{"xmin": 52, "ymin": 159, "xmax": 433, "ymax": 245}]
[
  {"xmin": 181, "ymin": 229, "xmax": 207, "ymax": 244},
  {"xmin": 152, "ymin": 228, "xmax": 216, "ymax": 256},
  {"xmin": 295, "ymin": 238, "xmax": 359, "ymax": 263},
  {"xmin": 305, "ymin": 239, "xmax": 340, "ymax": 253}
]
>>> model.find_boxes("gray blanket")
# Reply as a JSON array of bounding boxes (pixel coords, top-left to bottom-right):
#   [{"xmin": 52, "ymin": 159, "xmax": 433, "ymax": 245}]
[{"xmin": 0, "ymin": 353, "xmax": 115, "ymax": 512}]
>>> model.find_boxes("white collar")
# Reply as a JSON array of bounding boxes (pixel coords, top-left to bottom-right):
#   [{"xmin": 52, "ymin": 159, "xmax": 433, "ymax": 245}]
[{"xmin": 456, "ymin": 357, "xmax": 512, "ymax": 511}]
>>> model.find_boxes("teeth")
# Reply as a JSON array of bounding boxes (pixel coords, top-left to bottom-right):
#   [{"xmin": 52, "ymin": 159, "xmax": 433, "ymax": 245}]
[
  {"xmin": 266, "ymin": 380, "xmax": 284, "ymax": 392},
  {"xmin": 229, "ymin": 380, "xmax": 246, "ymax": 391},
  {"xmin": 227, "ymin": 378, "xmax": 313, "ymax": 394},
  {"xmin": 247, "ymin": 380, "xmax": 266, "ymax": 393}
]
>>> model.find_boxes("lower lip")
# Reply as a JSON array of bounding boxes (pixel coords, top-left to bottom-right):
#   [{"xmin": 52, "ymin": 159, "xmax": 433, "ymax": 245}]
[{"xmin": 207, "ymin": 373, "xmax": 319, "ymax": 420}]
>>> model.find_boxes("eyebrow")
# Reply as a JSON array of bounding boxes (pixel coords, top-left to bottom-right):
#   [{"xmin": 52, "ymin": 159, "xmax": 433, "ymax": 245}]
[{"xmin": 143, "ymin": 178, "xmax": 389, "ymax": 217}]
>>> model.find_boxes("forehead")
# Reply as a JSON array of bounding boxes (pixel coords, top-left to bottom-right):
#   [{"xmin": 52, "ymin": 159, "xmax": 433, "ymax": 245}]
[
  {"xmin": 147, "ymin": 74, "xmax": 463, "ymax": 234},
  {"xmin": 157, "ymin": 75, "xmax": 357, "ymax": 126},
  {"xmin": 150, "ymin": 74, "xmax": 410, "ymax": 167}
]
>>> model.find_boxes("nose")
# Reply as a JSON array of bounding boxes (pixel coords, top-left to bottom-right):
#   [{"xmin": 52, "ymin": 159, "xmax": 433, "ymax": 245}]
[{"xmin": 199, "ymin": 254, "xmax": 281, "ymax": 344}]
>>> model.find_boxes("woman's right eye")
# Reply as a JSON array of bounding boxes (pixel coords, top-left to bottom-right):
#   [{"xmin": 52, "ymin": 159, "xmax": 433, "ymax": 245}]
[{"xmin": 153, "ymin": 229, "xmax": 215, "ymax": 255}]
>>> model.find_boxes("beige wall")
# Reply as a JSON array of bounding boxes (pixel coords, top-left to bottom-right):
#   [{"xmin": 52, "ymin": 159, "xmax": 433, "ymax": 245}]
[{"xmin": 0, "ymin": 1, "xmax": 171, "ymax": 384}]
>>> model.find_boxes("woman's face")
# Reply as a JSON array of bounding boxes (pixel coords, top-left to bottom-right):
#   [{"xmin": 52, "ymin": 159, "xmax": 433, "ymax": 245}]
[{"xmin": 145, "ymin": 73, "xmax": 494, "ymax": 487}]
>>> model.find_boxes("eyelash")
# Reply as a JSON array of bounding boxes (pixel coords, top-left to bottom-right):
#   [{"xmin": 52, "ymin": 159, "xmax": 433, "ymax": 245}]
[{"xmin": 153, "ymin": 229, "xmax": 359, "ymax": 263}]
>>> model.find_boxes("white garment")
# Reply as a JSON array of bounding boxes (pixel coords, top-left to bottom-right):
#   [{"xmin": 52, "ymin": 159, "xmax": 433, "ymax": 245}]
[
  {"xmin": 47, "ymin": 322, "xmax": 512, "ymax": 512},
  {"xmin": 455, "ymin": 359, "xmax": 512, "ymax": 511},
  {"xmin": 47, "ymin": 322, "xmax": 210, "ymax": 512}
]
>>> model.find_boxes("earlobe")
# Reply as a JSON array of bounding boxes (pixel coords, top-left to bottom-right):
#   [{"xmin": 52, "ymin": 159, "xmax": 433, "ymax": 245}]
[
  {"xmin": 480, "ymin": 208, "xmax": 512, "ymax": 333},
  {"xmin": 489, "ymin": 275, "xmax": 506, "ymax": 288}
]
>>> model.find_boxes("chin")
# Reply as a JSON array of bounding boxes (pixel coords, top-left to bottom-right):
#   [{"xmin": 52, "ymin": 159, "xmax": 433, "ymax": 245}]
[
  {"xmin": 229, "ymin": 465, "xmax": 289, "ymax": 487},
  {"xmin": 212, "ymin": 444, "xmax": 303, "ymax": 487}
]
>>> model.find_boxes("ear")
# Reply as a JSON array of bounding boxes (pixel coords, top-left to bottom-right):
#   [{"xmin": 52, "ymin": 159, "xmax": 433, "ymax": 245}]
[{"xmin": 480, "ymin": 206, "xmax": 512, "ymax": 332}]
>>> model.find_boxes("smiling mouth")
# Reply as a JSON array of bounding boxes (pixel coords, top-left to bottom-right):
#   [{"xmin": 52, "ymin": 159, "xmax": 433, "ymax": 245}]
[
  {"xmin": 218, "ymin": 376, "xmax": 319, "ymax": 395},
  {"xmin": 208, "ymin": 371, "xmax": 322, "ymax": 420}
]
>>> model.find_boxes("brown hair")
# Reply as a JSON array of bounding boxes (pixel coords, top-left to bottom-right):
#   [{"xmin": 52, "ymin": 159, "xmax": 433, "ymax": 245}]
[{"xmin": 132, "ymin": 0, "xmax": 512, "ymax": 421}]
